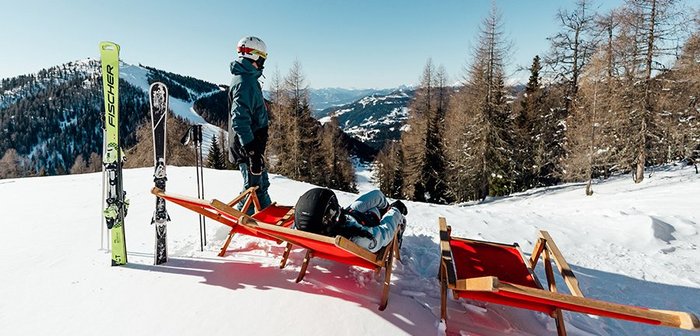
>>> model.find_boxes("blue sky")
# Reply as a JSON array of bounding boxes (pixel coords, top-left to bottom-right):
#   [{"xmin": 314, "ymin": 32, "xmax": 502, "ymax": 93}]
[{"xmin": 0, "ymin": 0, "xmax": 695, "ymax": 89}]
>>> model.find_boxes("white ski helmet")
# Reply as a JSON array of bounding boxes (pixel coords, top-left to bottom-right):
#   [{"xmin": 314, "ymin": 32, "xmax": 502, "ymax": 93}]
[{"xmin": 236, "ymin": 36, "xmax": 268, "ymax": 61}]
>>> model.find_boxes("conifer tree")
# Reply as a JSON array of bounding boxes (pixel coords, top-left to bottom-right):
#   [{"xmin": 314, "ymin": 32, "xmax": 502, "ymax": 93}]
[
  {"xmin": 446, "ymin": 4, "xmax": 513, "ymax": 201},
  {"xmin": 513, "ymin": 55, "xmax": 545, "ymax": 191},
  {"xmin": 207, "ymin": 134, "xmax": 226, "ymax": 169},
  {"xmin": 320, "ymin": 117, "xmax": 357, "ymax": 192},
  {"xmin": 375, "ymin": 140, "xmax": 404, "ymax": 198},
  {"xmin": 402, "ymin": 60, "xmax": 451, "ymax": 203}
]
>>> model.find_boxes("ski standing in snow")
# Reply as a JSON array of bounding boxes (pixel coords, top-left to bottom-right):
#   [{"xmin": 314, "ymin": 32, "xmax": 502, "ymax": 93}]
[
  {"xmin": 100, "ymin": 41, "xmax": 128, "ymax": 266},
  {"xmin": 150, "ymin": 82, "xmax": 170, "ymax": 265}
]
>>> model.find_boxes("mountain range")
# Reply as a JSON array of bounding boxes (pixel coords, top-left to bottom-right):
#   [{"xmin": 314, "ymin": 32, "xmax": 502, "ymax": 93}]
[{"xmin": 0, "ymin": 59, "xmax": 410, "ymax": 175}]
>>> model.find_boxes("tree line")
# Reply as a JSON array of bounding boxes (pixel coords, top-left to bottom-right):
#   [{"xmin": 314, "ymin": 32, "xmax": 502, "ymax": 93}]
[{"xmin": 376, "ymin": 0, "xmax": 700, "ymax": 203}]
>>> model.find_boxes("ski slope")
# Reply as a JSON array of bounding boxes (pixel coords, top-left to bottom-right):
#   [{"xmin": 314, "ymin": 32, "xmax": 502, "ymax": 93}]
[
  {"xmin": 0, "ymin": 166, "xmax": 698, "ymax": 335},
  {"xmin": 120, "ymin": 62, "xmax": 223, "ymax": 154}
]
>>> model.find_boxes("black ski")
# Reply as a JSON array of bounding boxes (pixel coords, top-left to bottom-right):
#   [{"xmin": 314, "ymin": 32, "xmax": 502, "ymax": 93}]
[{"xmin": 150, "ymin": 82, "xmax": 170, "ymax": 265}]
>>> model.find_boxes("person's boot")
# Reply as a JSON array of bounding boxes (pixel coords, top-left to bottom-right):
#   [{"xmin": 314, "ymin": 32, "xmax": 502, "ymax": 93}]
[{"xmin": 390, "ymin": 200, "xmax": 407, "ymax": 248}]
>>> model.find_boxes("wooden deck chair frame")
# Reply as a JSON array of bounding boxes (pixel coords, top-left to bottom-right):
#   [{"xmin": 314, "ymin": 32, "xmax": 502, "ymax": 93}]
[
  {"xmin": 438, "ymin": 217, "xmax": 699, "ymax": 335},
  {"xmin": 210, "ymin": 200, "xmax": 400, "ymax": 311},
  {"xmin": 151, "ymin": 187, "xmax": 295, "ymax": 256}
]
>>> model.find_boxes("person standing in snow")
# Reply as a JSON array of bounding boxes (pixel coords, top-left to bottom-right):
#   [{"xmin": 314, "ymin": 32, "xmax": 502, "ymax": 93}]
[
  {"xmin": 228, "ymin": 36, "xmax": 271, "ymax": 212},
  {"xmin": 294, "ymin": 188, "xmax": 408, "ymax": 253}
]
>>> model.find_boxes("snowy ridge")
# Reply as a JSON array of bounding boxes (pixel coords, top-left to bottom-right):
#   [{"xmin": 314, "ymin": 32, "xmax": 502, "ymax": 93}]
[
  {"xmin": 320, "ymin": 89, "xmax": 413, "ymax": 149},
  {"xmin": 0, "ymin": 59, "xmax": 99, "ymax": 110},
  {"xmin": 1, "ymin": 165, "xmax": 699, "ymax": 335}
]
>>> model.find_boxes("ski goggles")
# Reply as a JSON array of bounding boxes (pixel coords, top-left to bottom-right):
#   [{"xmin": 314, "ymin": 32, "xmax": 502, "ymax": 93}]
[{"xmin": 237, "ymin": 46, "xmax": 268, "ymax": 59}]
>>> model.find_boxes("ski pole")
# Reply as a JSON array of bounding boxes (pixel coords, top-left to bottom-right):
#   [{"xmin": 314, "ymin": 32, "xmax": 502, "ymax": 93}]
[
  {"xmin": 194, "ymin": 126, "xmax": 204, "ymax": 252},
  {"xmin": 198, "ymin": 125, "xmax": 206, "ymax": 247}
]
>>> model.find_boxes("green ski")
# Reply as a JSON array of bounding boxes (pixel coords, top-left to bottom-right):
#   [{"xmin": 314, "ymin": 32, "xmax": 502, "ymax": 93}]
[{"xmin": 100, "ymin": 41, "xmax": 128, "ymax": 266}]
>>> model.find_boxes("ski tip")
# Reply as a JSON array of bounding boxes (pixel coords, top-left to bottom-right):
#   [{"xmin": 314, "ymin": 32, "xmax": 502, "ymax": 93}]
[
  {"xmin": 149, "ymin": 82, "xmax": 167, "ymax": 90},
  {"xmin": 99, "ymin": 41, "xmax": 120, "ymax": 52}
]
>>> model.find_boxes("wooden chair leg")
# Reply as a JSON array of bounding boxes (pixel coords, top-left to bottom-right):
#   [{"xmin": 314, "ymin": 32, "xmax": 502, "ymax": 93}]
[
  {"xmin": 217, "ymin": 229, "xmax": 236, "ymax": 257},
  {"xmin": 295, "ymin": 250, "xmax": 312, "ymax": 283},
  {"xmin": 279, "ymin": 243, "xmax": 292, "ymax": 269},
  {"xmin": 440, "ymin": 263, "xmax": 448, "ymax": 321},
  {"xmin": 378, "ymin": 244, "xmax": 395, "ymax": 311},
  {"xmin": 554, "ymin": 309, "xmax": 568, "ymax": 336},
  {"xmin": 394, "ymin": 236, "xmax": 401, "ymax": 262},
  {"xmin": 544, "ymin": 248, "xmax": 568, "ymax": 335}
]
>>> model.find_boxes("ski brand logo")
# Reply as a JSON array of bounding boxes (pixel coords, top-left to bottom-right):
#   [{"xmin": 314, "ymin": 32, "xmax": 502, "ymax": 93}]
[{"xmin": 106, "ymin": 65, "xmax": 117, "ymax": 127}]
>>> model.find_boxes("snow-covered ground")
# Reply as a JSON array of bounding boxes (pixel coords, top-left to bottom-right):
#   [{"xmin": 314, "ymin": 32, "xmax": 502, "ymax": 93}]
[{"xmin": 1, "ymin": 166, "xmax": 699, "ymax": 335}]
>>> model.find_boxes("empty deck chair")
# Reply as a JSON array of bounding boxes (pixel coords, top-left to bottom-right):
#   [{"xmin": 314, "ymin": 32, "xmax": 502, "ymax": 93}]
[
  {"xmin": 151, "ymin": 187, "xmax": 295, "ymax": 256},
  {"xmin": 438, "ymin": 217, "xmax": 699, "ymax": 335}
]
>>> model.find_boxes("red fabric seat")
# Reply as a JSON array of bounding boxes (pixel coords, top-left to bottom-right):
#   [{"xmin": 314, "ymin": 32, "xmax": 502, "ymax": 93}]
[{"xmin": 449, "ymin": 238, "xmax": 556, "ymax": 315}]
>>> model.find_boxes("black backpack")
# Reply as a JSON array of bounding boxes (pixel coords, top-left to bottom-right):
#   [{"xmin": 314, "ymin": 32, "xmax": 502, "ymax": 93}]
[{"xmin": 294, "ymin": 188, "xmax": 340, "ymax": 235}]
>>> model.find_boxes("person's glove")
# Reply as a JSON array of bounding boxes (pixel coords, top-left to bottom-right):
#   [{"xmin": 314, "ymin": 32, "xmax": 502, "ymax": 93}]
[{"xmin": 243, "ymin": 142, "xmax": 264, "ymax": 176}]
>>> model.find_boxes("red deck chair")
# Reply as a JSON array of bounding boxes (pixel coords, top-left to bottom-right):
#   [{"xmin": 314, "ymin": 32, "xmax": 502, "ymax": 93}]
[
  {"xmin": 209, "ymin": 200, "xmax": 400, "ymax": 311},
  {"xmin": 438, "ymin": 217, "xmax": 699, "ymax": 335},
  {"xmin": 152, "ymin": 187, "xmax": 398, "ymax": 310},
  {"xmin": 151, "ymin": 187, "xmax": 295, "ymax": 257}
]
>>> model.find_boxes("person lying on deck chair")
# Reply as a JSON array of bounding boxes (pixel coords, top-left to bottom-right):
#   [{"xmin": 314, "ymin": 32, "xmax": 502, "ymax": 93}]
[{"xmin": 293, "ymin": 188, "xmax": 408, "ymax": 253}]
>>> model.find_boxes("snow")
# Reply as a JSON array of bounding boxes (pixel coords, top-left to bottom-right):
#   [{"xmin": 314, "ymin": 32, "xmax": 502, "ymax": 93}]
[{"xmin": 1, "ymin": 166, "xmax": 699, "ymax": 335}]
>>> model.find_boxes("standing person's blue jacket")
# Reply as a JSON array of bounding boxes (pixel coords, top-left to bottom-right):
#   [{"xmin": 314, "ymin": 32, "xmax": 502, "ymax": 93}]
[{"xmin": 228, "ymin": 58, "xmax": 269, "ymax": 164}]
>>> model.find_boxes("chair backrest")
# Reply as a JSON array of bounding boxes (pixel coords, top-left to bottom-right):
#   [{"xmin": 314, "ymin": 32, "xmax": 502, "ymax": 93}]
[{"xmin": 449, "ymin": 238, "xmax": 540, "ymax": 289}]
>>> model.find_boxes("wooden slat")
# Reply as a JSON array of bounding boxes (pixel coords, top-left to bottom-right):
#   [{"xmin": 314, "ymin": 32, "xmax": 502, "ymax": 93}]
[
  {"xmin": 335, "ymin": 236, "xmax": 384, "ymax": 267},
  {"xmin": 217, "ymin": 230, "xmax": 236, "ymax": 257},
  {"xmin": 274, "ymin": 207, "xmax": 295, "ymax": 226},
  {"xmin": 544, "ymin": 248, "xmax": 568, "ymax": 336},
  {"xmin": 251, "ymin": 191, "xmax": 262, "ymax": 212},
  {"xmin": 461, "ymin": 276, "xmax": 694, "ymax": 330},
  {"xmin": 651, "ymin": 309, "xmax": 700, "ymax": 330},
  {"xmin": 279, "ymin": 243, "xmax": 292, "ymax": 269},
  {"xmin": 539, "ymin": 231, "xmax": 584, "ymax": 297},
  {"xmin": 225, "ymin": 186, "xmax": 258, "ymax": 207},
  {"xmin": 438, "ymin": 217, "xmax": 458, "ymax": 287},
  {"xmin": 240, "ymin": 194, "xmax": 254, "ymax": 214},
  {"xmin": 529, "ymin": 238, "xmax": 546, "ymax": 270},
  {"xmin": 440, "ymin": 262, "xmax": 450, "ymax": 321},
  {"xmin": 162, "ymin": 193, "xmax": 238, "ymax": 228},
  {"xmin": 152, "ymin": 187, "xmax": 212, "ymax": 208},
  {"xmin": 211, "ymin": 199, "xmax": 254, "ymax": 225},
  {"xmin": 296, "ymin": 250, "xmax": 312, "ymax": 283},
  {"xmin": 378, "ymin": 235, "xmax": 396, "ymax": 311}
]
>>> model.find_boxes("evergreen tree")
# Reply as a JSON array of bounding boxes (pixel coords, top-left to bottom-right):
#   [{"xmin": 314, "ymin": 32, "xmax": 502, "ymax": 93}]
[
  {"xmin": 446, "ymin": 4, "xmax": 513, "ymax": 201},
  {"xmin": 513, "ymin": 55, "xmax": 544, "ymax": 191},
  {"xmin": 375, "ymin": 140, "xmax": 404, "ymax": 198},
  {"xmin": 320, "ymin": 117, "xmax": 357, "ymax": 192},
  {"xmin": 402, "ymin": 60, "xmax": 452, "ymax": 203},
  {"xmin": 207, "ymin": 134, "xmax": 226, "ymax": 169}
]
